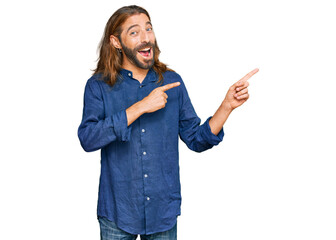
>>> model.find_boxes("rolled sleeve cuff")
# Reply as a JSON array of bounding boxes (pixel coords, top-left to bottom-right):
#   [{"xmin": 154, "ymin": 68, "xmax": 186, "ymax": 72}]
[
  {"xmin": 111, "ymin": 110, "xmax": 132, "ymax": 142},
  {"xmin": 200, "ymin": 117, "xmax": 224, "ymax": 146}
]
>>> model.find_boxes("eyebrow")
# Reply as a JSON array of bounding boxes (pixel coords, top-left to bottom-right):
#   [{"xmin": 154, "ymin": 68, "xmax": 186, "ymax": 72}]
[{"xmin": 126, "ymin": 21, "xmax": 152, "ymax": 34}]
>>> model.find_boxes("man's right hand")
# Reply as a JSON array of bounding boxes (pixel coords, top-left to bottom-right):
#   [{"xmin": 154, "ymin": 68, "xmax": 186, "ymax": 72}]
[
  {"xmin": 140, "ymin": 82, "xmax": 181, "ymax": 113},
  {"xmin": 126, "ymin": 82, "xmax": 180, "ymax": 126}
]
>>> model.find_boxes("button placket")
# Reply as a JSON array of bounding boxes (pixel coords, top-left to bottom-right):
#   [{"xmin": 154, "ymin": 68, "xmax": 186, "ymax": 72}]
[{"xmin": 138, "ymin": 81, "xmax": 152, "ymax": 208}]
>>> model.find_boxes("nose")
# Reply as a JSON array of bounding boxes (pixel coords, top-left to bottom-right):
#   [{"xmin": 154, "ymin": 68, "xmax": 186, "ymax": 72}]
[{"xmin": 140, "ymin": 29, "xmax": 150, "ymax": 43}]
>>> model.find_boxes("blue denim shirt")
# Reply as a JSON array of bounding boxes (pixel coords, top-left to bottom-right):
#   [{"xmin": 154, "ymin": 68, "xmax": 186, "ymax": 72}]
[{"xmin": 78, "ymin": 68, "xmax": 224, "ymax": 235}]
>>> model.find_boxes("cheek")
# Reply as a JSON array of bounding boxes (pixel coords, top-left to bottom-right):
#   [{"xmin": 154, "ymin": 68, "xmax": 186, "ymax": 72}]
[
  {"xmin": 130, "ymin": 37, "xmax": 141, "ymax": 45},
  {"xmin": 122, "ymin": 36, "xmax": 140, "ymax": 49},
  {"xmin": 149, "ymin": 33, "xmax": 156, "ymax": 42}
]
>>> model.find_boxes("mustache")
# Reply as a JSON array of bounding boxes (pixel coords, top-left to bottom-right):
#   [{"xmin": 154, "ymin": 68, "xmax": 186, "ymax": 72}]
[{"xmin": 134, "ymin": 42, "xmax": 155, "ymax": 51}]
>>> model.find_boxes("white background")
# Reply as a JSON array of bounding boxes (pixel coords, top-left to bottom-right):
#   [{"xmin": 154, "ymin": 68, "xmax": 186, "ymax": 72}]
[{"xmin": 0, "ymin": 0, "xmax": 335, "ymax": 239}]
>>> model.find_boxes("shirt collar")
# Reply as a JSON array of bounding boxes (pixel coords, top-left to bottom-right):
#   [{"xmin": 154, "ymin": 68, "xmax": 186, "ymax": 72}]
[{"xmin": 120, "ymin": 68, "xmax": 157, "ymax": 82}]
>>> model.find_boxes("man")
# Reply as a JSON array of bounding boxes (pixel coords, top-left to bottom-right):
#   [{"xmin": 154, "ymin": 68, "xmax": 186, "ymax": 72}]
[{"xmin": 78, "ymin": 5, "xmax": 258, "ymax": 240}]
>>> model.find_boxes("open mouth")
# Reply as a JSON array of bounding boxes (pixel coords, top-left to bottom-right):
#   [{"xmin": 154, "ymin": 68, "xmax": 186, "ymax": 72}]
[{"xmin": 138, "ymin": 47, "xmax": 152, "ymax": 58}]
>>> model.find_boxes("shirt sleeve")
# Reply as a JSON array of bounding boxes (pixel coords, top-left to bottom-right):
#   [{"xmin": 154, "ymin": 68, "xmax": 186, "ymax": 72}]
[
  {"xmin": 178, "ymin": 77, "xmax": 224, "ymax": 152},
  {"xmin": 78, "ymin": 78, "xmax": 132, "ymax": 152}
]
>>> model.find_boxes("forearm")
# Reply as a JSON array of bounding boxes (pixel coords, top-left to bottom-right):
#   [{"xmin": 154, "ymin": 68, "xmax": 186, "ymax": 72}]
[
  {"xmin": 78, "ymin": 110, "xmax": 132, "ymax": 152},
  {"xmin": 209, "ymin": 102, "xmax": 233, "ymax": 135},
  {"xmin": 126, "ymin": 101, "xmax": 147, "ymax": 126}
]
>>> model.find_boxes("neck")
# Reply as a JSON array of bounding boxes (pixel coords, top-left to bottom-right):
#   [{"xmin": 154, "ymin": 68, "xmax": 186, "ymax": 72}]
[{"xmin": 122, "ymin": 61, "xmax": 149, "ymax": 83}]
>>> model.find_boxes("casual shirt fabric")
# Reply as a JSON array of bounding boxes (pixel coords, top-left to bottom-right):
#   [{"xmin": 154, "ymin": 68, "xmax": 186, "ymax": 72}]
[{"xmin": 78, "ymin": 68, "xmax": 224, "ymax": 235}]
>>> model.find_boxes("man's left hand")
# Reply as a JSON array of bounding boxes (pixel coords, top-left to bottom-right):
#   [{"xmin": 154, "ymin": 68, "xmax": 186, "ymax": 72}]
[{"xmin": 222, "ymin": 68, "xmax": 259, "ymax": 111}]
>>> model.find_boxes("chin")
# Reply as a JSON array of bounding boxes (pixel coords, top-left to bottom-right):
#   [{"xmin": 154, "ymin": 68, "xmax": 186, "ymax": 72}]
[{"xmin": 136, "ymin": 57, "xmax": 154, "ymax": 69}]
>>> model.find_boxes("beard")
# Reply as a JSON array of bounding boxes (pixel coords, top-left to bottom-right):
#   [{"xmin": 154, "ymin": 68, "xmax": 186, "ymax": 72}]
[{"xmin": 120, "ymin": 41, "xmax": 155, "ymax": 69}]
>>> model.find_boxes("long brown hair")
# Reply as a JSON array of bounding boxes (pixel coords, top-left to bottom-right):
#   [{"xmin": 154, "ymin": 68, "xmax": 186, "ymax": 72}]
[{"xmin": 93, "ymin": 5, "xmax": 173, "ymax": 86}]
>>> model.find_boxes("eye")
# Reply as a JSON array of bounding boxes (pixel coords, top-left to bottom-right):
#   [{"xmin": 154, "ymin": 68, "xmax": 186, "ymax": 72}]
[
  {"xmin": 130, "ymin": 31, "xmax": 138, "ymax": 36},
  {"xmin": 146, "ymin": 27, "xmax": 153, "ymax": 32}
]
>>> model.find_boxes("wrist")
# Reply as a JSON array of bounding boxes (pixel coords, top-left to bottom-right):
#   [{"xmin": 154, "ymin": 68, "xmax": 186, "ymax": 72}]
[
  {"xmin": 136, "ymin": 99, "xmax": 148, "ymax": 115},
  {"xmin": 221, "ymin": 100, "xmax": 233, "ymax": 113},
  {"xmin": 125, "ymin": 100, "xmax": 147, "ymax": 126}
]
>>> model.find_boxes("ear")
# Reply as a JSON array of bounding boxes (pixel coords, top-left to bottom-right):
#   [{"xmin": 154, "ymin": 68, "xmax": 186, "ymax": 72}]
[{"xmin": 110, "ymin": 35, "xmax": 122, "ymax": 49}]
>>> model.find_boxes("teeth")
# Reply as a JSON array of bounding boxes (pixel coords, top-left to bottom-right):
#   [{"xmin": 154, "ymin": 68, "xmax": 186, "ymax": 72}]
[{"xmin": 139, "ymin": 48, "xmax": 150, "ymax": 51}]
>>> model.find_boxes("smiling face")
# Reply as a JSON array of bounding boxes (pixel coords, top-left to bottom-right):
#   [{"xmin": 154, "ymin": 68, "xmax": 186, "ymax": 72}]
[{"xmin": 113, "ymin": 13, "xmax": 156, "ymax": 70}]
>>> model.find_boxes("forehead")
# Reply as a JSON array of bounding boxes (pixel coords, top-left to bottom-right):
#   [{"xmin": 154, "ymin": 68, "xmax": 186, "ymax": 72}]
[{"xmin": 121, "ymin": 13, "xmax": 151, "ymax": 31}]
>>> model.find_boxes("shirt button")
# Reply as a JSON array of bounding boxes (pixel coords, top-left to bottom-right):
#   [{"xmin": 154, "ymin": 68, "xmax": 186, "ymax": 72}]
[
  {"xmin": 147, "ymin": 197, "xmax": 150, "ymax": 201},
  {"xmin": 139, "ymin": 85, "xmax": 143, "ymax": 88},
  {"xmin": 142, "ymin": 129, "xmax": 145, "ymax": 133},
  {"xmin": 144, "ymin": 174, "xmax": 148, "ymax": 178},
  {"xmin": 128, "ymin": 73, "xmax": 131, "ymax": 77},
  {"xmin": 143, "ymin": 151, "xmax": 147, "ymax": 155}
]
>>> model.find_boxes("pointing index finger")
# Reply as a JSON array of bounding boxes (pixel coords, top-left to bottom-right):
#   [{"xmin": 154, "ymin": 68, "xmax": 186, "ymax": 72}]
[
  {"xmin": 241, "ymin": 68, "xmax": 259, "ymax": 82},
  {"xmin": 159, "ymin": 82, "xmax": 181, "ymax": 92}
]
